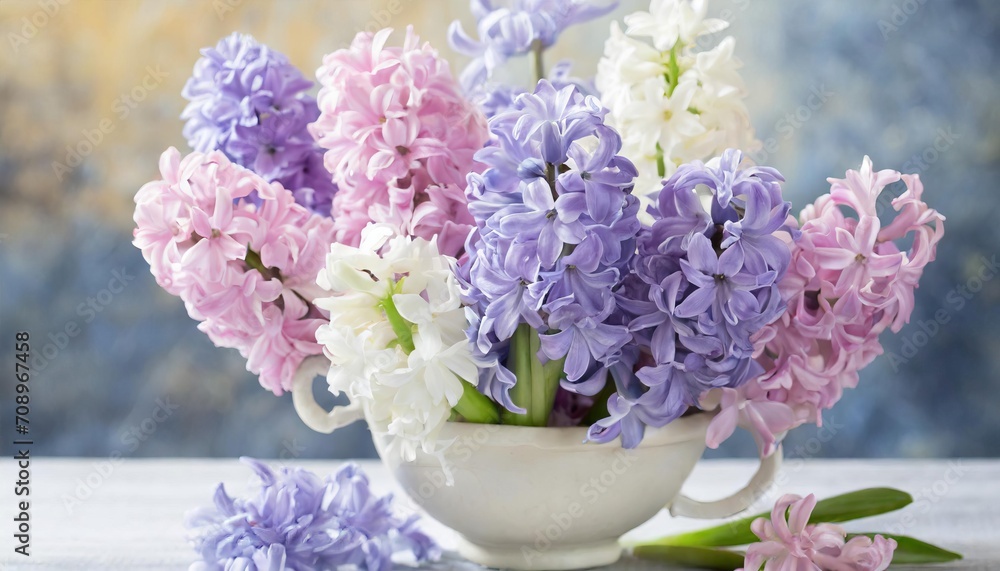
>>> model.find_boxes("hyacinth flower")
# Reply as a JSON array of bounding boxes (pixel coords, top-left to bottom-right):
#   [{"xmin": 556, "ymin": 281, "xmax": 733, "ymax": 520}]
[
  {"xmin": 448, "ymin": 0, "xmax": 617, "ymax": 119},
  {"xmin": 313, "ymin": 225, "xmax": 499, "ymax": 462},
  {"xmin": 186, "ymin": 458, "xmax": 439, "ymax": 571},
  {"xmin": 462, "ymin": 79, "xmax": 640, "ymax": 426},
  {"xmin": 740, "ymin": 494, "xmax": 896, "ymax": 571},
  {"xmin": 310, "ymin": 27, "xmax": 488, "ymax": 257},
  {"xmin": 181, "ymin": 33, "xmax": 337, "ymax": 216},
  {"xmin": 588, "ymin": 149, "xmax": 795, "ymax": 447},
  {"xmin": 132, "ymin": 148, "xmax": 336, "ymax": 394},
  {"xmin": 707, "ymin": 157, "xmax": 945, "ymax": 457},
  {"xmin": 449, "ymin": 0, "xmax": 617, "ymax": 90},
  {"xmin": 596, "ymin": 0, "xmax": 759, "ymax": 219}
]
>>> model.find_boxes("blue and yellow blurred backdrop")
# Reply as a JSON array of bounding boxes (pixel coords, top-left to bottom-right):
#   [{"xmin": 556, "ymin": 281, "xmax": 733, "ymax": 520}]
[{"xmin": 1, "ymin": 0, "xmax": 998, "ymax": 460}]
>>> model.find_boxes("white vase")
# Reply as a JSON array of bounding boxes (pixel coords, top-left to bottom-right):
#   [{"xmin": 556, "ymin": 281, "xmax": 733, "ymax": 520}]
[{"xmin": 292, "ymin": 355, "xmax": 780, "ymax": 570}]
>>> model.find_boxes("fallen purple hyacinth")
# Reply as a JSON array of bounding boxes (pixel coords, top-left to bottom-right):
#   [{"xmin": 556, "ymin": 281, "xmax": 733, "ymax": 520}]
[{"xmin": 186, "ymin": 458, "xmax": 438, "ymax": 571}]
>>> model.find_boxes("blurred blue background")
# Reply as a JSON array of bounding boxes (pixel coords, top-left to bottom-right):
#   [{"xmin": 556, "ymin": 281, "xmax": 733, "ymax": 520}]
[{"xmin": 1, "ymin": 0, "xmax": 997, "ymax": 461}]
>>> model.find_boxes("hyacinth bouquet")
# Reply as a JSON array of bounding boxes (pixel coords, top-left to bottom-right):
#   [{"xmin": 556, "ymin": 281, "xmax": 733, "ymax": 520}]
[{"xmin": 134, "ymin": 1, "xmax": 948, "ymax": 569}]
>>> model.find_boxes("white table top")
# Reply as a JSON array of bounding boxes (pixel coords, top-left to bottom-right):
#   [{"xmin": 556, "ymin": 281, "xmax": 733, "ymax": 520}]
[{"xmin": 1, "ymin": 458, "xmax": 997, "ymax": 570}]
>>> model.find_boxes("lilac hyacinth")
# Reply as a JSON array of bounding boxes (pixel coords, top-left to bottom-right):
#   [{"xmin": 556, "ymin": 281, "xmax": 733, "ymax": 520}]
[
  {"xmin": 186, "ymin": 458, "xmax": 438, "ymax": 571},
  {"xmin": 181, "ymin": 33, "xmax": 337, "ymax": 215},
  {"xmin": 463, "ymin": 80, "xmax": 640, "ymax": 416},
  {"xmin": 449, "ymin": 0, "xmax": 617, "ymax": 93},
  {"xmin": 589, "ymin": 149, "xmax": 795, "ymax": 447}
]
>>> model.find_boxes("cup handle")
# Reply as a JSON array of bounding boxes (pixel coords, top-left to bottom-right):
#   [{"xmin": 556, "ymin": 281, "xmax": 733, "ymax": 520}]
[
  {"xmin": 291, "ymin": 354, "xmax": 364, "ymax": 434},
  {"xmin": 668, "ymin": 445, "xmax": 782, "ymax": 519}
]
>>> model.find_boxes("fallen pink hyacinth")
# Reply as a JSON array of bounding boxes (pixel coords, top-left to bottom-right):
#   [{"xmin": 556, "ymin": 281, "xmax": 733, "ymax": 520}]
[
  {"xmin": 741, "ymin": 494, "xmax": 896, "ymax": 571},
  {"xmin": 133, "ymin": 147, "xmax": 336, "ymax": 393},
  {"xmin": 310, "ymin": 27, "xmax": 489, "ymax": 257},
  {"xmin": 707, "ymin": 157, "xmax": 945, "ymax": 456}
]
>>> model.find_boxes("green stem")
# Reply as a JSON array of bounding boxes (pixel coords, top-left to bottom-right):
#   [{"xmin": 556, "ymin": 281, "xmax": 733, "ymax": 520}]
[
  {"xmin": 379, "ymin": 283, "xmax": 499, "ymax": 424},
  {"xmin": 666, "ymin": 44, "xmax": 680, "ymax": 96},
  {"xmin": 380, "ymin": 291, "xmax": 415, "ymax": 353},
  {"xmin": 502, "ymin": 324, "xmax": 560, "ymax": 426},
  {"xmin": 246, "ymin": 246, "xmax": 314, "ymax": 312},
  {"xmin": 245, "ymin": 247, "xmax": 278, "ymax": 280},
  {"xmin": 537, "ymin": 354, "xmax": 565, "ymax": 426},
  {"xmin": 453, "ymin": 380, "xmax": 500, "ymax": 424},
  {"xmin": 502, "ymin": 324, "xmax": 534, "ymax": 426},
  {"xmin": 652, "ymin": 45, "xmax": 680, "ymax": 181},
  {"xmin": 545, "ymin": 162, "xmax": 558, "ymax": 201},
  {"xmin": 527, "ymin": 351, "xmax": 545, "ymax": 426},
  {"xmin": 655, "ymin": 142, "xmax": 666, "ymax": 179},
  {"xmin": 530, "ymin": 38, "xmax": 545, "ymax": 83}
]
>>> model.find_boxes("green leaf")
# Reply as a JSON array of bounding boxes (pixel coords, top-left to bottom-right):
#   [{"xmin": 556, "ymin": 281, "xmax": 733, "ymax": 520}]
[
  {"xmin": 632, "ymin": 535, "xmax": 961, "ymax": 569},
  {"xmin": 632, "ymin": 545, "xmax": 745, "ymax": 570},
  {"xmin": 635, "ymin": 488, "xmax": 913, "ymax": 548},
  {"xmin": 452, "ymin": 380, "xmax": 499, "ymax": 424},
  {"xmin": 848, "ymin": 533, "xmax": 962, "ymax": 565},
  {"xmin": 810, "ymin": 488, "xmax": 913, "ymax": 524}
]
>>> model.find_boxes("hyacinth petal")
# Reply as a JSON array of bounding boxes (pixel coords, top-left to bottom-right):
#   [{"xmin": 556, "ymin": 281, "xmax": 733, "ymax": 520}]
[
  {"xmin": 537, "ymin": 224, "xmax": 563, "ymax": 268},
  {"xmin": 770, "ymin": 494, "xmax": 800, "ymax": 545},
  {"xmin": 392, "ymin": 293, "xmax": 434, "ymax": 327},
  {"xmin": 367, "ymin": 150, "xmax": 397, "ymax": 179},
  {"xmin": 787, "ymin": 494, "xmax": 816, "ymax": 535},
  {"xmin": 718, "ymin": 243, "xmax": 745, "ymax": 276},
  {"xmin": 448, "ymin": 19, "xmax": 482, "ymax": 55},
  {"xmin": 252, "ymin": 544, "xmax": 287, "ymax": 571},
  {"xmin": 812, "ymin": 249, "xmax": 856, "ymax": 274},
  {"xmin": 524, "ymin": 177, "xmax": 557, "ymax": 210},
  {"xmin": 705, "ymin": 404, "xmax": 738, "ymax": 449},
  {"xmin": 685, "ymin": 233, "xmax": 718, "ymax": 273},
  {"xmin": 674, "ymin": 283, "xmax": 715, "ymax": 318}
]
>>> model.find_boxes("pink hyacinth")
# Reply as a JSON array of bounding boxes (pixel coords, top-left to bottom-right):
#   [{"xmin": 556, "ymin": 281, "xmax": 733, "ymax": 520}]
[
  {"xmin": 707, "ymin": 157, "xmax": 945, "ymax": 456},
  {"xmin": 741, "ymin": 494, "xmax": 896, "ymax": 571},
  {"xmin": 133, "ymin": 147, "xmax": 336, "ymax": 394},
  {"xmin": 310, "ymin": 27, "xmax": 489, "ymax": 257}
]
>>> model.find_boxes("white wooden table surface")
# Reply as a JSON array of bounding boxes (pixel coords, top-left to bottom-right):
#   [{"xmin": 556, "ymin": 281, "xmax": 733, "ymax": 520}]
[{"xmin": 1, "ymin": 459, "xmax": 997, "ymax": 570}]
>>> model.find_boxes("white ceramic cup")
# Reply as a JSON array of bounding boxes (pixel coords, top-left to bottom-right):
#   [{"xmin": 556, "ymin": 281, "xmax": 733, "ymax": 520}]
[{"xmin": 292, "ymin": 355, "xmax": 780, "ymax": 570}]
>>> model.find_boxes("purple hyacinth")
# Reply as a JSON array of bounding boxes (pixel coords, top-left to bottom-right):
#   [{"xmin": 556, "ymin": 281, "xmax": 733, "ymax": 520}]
[
  {"xmin": 181, "ymin": 33, "xmax": 337, "ymax": 216},
  {"xmin": 186, "ymin": 458, "xmax": 438, "ymax": 571},
  {"xmin": 462, "ymin": 80, "xmax": 639, "ymax": 409},
  {"xmin": 449, "ymin": 0, "xmax": 617, "ymax": 93},
  {"xmin": 589, "ymin": 149, "xmax": 796, "ymax": 447}
]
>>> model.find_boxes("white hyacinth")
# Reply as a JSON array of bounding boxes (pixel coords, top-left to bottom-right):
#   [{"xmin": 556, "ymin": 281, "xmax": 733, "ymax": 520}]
[
  {"xmin": 314, "ymin": 224, "xmax": 481, "ymax": 462},
  {"xmin": 596, "ymin": 0, "xmax": 759, "ymax": 220}
]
